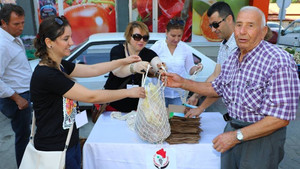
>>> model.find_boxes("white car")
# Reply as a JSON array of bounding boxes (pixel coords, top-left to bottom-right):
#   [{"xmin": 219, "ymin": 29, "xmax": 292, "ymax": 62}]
[
  {"xmin": 278, "ymin": 19, "xmax": 300, "ymax": 47},
  {"xmin": 30, "ymin": 33, "xmax": 216, "ymax": 108},
  {"xmin": 267, "ymin": 21, "xmax": 284, "ymax": 33}
]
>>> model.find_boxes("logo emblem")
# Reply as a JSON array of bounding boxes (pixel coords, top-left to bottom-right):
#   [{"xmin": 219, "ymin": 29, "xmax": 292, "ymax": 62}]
[{"xmin": 153, "ymin": 148, "xmax": 169, "ymax": 169}]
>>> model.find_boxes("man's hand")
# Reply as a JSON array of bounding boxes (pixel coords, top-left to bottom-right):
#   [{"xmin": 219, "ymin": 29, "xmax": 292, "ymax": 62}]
[
  {"xmin": 212, "ymin": 130, "xmax": 240, "ymax": 153},
  {"xmin": 161, "ymin": 72, "xmax": 185, "ymax": 88},
  {"xmin": 10, "ymin": 93, "xmax": 29, "ymax": 110}
]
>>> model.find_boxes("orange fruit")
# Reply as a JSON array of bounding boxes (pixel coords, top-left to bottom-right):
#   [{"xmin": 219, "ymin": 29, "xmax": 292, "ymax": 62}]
[{"xmin": 200, "ymin": 11, "xmax": 222, "ymax": 42}]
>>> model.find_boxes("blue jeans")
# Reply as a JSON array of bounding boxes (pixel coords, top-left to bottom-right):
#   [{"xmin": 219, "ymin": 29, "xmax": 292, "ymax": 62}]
[
  {"xmin": 165, "ymin": 97, "xmax": 182, "ymax": 107},
  {"xmin": 66, "ymin": 142, "xmax": 81, "ymax": 169},
  {"xmin": 0, "ymin": 91, "xmax": 32, "ymax": 167}
]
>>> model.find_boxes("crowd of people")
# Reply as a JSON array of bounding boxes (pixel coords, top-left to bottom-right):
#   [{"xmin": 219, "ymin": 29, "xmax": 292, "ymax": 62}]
[{"xmin": 0, "ymin": 2, "xmax": 299, "ymax": 169}]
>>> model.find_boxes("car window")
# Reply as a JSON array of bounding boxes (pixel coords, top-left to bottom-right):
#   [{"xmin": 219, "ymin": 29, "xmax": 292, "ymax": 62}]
[{"xmin": 70, "ymin": 44, "xmax": 114, "ymax": 65}]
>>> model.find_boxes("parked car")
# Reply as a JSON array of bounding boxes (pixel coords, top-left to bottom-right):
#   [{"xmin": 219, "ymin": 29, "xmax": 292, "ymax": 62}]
[
  {"xmin": 278, "ymin": 19, "xmax": 300, "ymax": 47},
  {"xmin": 30, "ymin": 32, "xmax": 216, "ymax": 109},
  {"xmin": 267, "ymin": 21, "xmax": 284, "ymax": 33}
]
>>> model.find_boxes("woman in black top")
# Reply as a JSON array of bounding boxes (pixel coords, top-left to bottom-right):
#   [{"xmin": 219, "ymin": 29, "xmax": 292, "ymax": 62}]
[
  {"xmin": 104, "ymin": 21, "xmax": 164, "ymax": 112},
  {"xmin": 31, "ymin": 16, "xmax": 145, "ymax": 169}
]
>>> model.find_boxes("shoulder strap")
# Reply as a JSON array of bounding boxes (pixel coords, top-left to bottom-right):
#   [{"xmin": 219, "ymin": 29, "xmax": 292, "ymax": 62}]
[
  {"xmin": 30, "ymin": 112, "xmax": 74, "ymax": 149},
  {"xmin": 119, "ymin": 76, "xmax": 132, "ymax": 89}
]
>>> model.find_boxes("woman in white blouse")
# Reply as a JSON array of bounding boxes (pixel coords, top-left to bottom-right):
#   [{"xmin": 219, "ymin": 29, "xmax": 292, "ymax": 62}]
[{"xmin": 150, "ymin": 18, "xmax": 203, "ymax": 107}]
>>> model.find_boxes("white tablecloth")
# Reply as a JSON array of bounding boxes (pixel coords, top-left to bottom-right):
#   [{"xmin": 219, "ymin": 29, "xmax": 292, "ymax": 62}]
[{"xmin": 83, "ymin": 112, "xmax": 226, "ymax": 169}]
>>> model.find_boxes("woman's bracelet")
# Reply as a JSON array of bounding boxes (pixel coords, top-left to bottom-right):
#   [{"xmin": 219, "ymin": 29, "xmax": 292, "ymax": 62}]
[{"xmin": 130, "ymin": 63, "xmax": 135, "ymax": 74}]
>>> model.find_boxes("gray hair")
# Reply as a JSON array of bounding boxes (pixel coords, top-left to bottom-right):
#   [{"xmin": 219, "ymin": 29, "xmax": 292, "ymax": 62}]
[{"xmin": 239, "ymin": 6, "xmax": 266, "ymax": 28}]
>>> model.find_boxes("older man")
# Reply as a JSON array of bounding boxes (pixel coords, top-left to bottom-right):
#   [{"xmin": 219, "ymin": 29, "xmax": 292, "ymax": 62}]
[
  {"xmin": 0, "ymin": 4, "xmax": 32, "ymax": 167},
  {"xmin": 163, "ymin": 6, "xmax": 299, "ymax": 169}
]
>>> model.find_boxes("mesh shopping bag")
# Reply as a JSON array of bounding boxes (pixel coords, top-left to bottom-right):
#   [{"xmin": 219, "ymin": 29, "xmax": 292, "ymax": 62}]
[{"xmin": 135, "ymin": 66, "xmax": 171, "ymax": 143}]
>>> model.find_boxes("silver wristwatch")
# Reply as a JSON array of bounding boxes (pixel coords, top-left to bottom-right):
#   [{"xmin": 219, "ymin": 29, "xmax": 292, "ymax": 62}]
[{"xmin": 236, "ymin": 129, "xmax": 244, "ymax": 142}]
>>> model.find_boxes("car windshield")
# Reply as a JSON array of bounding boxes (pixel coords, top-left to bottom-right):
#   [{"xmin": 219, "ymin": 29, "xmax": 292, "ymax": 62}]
[
  {"xmin": 70, "ymin": 39, "xmax": 88, "ymax": 53},
  {"xmin": 285, "ymin": 21, "xmax": 300, "ymax": 33}
]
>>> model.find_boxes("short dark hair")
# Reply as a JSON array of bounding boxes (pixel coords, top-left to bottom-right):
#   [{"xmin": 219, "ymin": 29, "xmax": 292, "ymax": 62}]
[
  {"xmin": 166, "ymin": 17, "xmax": 185, "ymax": 32},
  {"xmin": 0, "ymin": 4, "xmax": 24, "ymax": 26},
  {"xmin": 207, "ymin": 2, "xmax": 235, "ymax": 22}
]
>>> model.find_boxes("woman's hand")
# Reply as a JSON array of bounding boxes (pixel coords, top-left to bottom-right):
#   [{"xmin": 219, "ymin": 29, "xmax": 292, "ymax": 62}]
[
  {"xmin": 157, "ymin": 62, "xmax": 167, "ymax": 73},
  {"xmin": 133, "ymin": 61, "xmax": 150, "ymax": 74},
  {"xmin": 195, "ymin": 63, "xmax": 203, "ymax": 72},
  {"xmin": 186, "ymin": 94, "xmax": 199, "ymax": 106},
  {"xmin": 127, "ymin": 87, "xmax": 146, "ymax": 98},
  {"xmin": 190, "ymin": 63, "xmax": 203, "ymax": 75},
  {"xmin": 185, "ymin": 107, "xmax": 204, "ymax": 118},
  {"xmin": 123, "ymin": 55, "xmax": 142, "ymax": 64}
]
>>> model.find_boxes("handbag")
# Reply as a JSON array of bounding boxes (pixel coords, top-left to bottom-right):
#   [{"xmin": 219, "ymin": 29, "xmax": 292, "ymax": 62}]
[
  {"xmin": 92, "ymin": 76, "xmax": 132, "ymax": 123},
  {"xmin": 19, "ymin": 113, "xmax": 74, "ymax": 169}
]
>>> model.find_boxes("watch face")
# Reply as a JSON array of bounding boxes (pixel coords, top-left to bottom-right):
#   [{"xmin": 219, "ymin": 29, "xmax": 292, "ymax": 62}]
[
  {"xmin": 237, "ymin": 130, "xmax": 243, "ymax": 141},
  {"xmin": 237, "ymin": 134, "xmax": 243, "ymax": 140}
]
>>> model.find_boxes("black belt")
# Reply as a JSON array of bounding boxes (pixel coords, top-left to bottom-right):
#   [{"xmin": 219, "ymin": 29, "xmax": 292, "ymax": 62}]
[
  {"xmin": 19, "ymin": 91, "xmax": 30, "ymax": 95},
  {"xmin": 223, "ymin": 113, "xmax": 231, "ymax": 121},
  {"xmin": 223, "ymin": 113, "xmax": 253, "ymax": 129}
]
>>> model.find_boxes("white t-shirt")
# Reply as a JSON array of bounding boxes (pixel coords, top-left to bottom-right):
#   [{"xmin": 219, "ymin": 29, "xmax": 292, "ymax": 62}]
[{"xmin": 151, "ymin": 39, "xmax": 195, "ymax": 98}]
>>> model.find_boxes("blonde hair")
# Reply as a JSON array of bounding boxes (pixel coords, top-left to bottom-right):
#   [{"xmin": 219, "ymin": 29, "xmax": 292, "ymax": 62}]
[{"xmin": 124, "ymin": 21, "xmax": 149, "ymax": 43}]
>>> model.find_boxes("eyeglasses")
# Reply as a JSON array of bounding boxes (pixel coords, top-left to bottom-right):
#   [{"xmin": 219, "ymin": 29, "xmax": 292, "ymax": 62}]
[
  {"xmin": 132, "ymin": 34, "xmax": 149, "ymax": 42},
  {"xmin": 209, "ymin": 16, "xmax": 228, "ymax": 29},
  {"xmin": 169, "ymin": 19, "xmax": 185, "ymax": 26}
]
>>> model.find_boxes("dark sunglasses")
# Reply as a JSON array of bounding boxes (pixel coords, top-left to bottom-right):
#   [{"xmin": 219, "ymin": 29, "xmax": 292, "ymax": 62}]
[
  {"xmin": 209, "ymin": 16, "xmax": 228, "ymax": 29},
  {"xmin": 132, "ymin": 34, "xmax": 149, "ymax": 42},
  {"xmin": 169, "ymin": 19, "xmax": 185, "ymax": 26}
]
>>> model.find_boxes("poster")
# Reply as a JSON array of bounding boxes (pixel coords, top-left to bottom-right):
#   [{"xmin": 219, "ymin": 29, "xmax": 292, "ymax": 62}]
[
  {"xmin": 0, "ymin": 0, "xmax": 16, "ymax": 3},
  {"xmin": 192, "ymin": 0, "xmax": 249, "ymax": 42},
  {"xmin": 131, "ymin": 0, "xmax": 248, "ymax": 43},
  {"xmin": 37, "ymin": 0, "xmax": 116, "ymax": 45},
  {"xmin": 132, "ymin": 0, "xmax": 193, "ymax": 42}
]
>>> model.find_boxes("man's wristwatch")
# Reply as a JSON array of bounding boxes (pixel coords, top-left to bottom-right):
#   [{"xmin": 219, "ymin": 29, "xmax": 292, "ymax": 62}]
[{"xmin": 236, "ymin": 129, "xmax": 244, "ymax": 142}]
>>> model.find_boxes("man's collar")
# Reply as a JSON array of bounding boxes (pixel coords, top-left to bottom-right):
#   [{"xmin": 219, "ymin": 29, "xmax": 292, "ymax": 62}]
[
  {"xmin": 0, "ymin": 27, "xmax": 16, "ymax": 42},
  {"xmin": 223, "ymin": 33, "xmax": 235, "ymax": 46}
]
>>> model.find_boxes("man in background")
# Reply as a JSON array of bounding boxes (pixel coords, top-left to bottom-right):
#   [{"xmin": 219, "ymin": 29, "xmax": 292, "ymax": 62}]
[
  {"xmin": 185, "ymin": 1, "xmax": 237, "ymax": 117},
  {"xmin": 0, "ymin": 4, "xmax": 32, "ymax": 167}
]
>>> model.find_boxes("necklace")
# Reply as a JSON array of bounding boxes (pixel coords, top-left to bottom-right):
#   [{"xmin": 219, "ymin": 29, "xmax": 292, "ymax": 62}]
[{"xmin": 125, "ymin": 42, "xmax": 135, "ymax": 84}]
